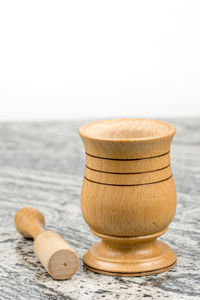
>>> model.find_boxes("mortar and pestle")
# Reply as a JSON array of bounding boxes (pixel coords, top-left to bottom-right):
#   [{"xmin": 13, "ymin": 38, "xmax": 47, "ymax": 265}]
[{"xmin": 15, "ymin": 118, "xmax": 177, "ymax": 278}]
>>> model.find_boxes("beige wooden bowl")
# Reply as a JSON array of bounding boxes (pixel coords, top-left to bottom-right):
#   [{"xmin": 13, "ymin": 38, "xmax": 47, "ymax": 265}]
[{"xmin": 79, "ymin": 119, "xmax": 177, "ymax": 276}]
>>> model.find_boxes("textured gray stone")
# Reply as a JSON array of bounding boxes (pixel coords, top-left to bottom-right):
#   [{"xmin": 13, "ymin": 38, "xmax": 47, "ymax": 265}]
[{"xmin": 0, "ymin": 119, "xmax": 199, "ymax": 299}]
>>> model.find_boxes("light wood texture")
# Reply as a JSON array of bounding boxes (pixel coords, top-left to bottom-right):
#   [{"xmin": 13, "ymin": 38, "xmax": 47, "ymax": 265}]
[
  {"xmin": 79, "ymin": 119, "xmax": 177, "ymax": 276},
  {"xmin": 15, "ymin": 207, "xmax": 79, "ymax": 280}
]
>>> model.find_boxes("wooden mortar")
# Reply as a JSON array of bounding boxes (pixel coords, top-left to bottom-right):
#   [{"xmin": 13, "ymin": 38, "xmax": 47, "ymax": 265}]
[{"xmin": 79, "ymin": 118, "xmax": 177, "ymax": 276}]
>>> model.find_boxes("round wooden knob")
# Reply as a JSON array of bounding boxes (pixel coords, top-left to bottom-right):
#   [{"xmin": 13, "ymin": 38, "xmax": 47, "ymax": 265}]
[
  {"xmin": 15, "ymin": 207, "xmax": 79, "ymax": 280},
  {"xmin": 15, "ymin": 207, "xmax": 45, "ymax": 239}
]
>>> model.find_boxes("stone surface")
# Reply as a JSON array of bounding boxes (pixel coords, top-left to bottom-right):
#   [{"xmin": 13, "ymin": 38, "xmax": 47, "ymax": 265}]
[{"xmin": 0, "ymin": 119, "xmax": 199, "ymax": 299}]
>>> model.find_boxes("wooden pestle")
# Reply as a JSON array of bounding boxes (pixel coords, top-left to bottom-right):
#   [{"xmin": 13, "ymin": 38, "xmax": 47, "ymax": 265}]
[{"xmin": 15, "ymin": 207, "xmax": 79, "ymax": 280}]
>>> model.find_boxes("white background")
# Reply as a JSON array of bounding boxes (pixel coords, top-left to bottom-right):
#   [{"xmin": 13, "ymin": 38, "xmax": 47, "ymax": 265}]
[{"xmin": 0, "ymin": 0, "xmax": 200, "ymax": 121}]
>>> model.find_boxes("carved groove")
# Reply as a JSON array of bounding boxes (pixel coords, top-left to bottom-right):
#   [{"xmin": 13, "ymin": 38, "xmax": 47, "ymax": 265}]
[
  {"xmin": 84, "ymin": 175, "xmax": 172, "ymax": 187},
  {"xmin": 85, "ymin": 164, "xmax": 170, "ymax": 175},
  {"xmin": 86, "ymin": 151, "xmax": 170, "ymax": 161}
]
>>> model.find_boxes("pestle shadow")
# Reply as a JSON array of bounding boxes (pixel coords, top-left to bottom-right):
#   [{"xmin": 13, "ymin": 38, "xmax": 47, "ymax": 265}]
[{"xmin": 15, "ymin": 238, "xmax": 49, "ymax": 278}]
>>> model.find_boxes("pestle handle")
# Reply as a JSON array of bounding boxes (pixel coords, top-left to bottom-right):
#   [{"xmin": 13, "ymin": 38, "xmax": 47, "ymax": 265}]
[
  {"xmin": 15, "ymin": 207, "xmax": 79, "ymax": 279},
  {"xmin": 15, "ymin": 207, "xmax": 45, "ymax": 239}
]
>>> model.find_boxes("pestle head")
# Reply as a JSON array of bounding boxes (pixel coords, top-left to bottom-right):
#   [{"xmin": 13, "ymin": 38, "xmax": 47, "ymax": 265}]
[{"xmin": 34, "ymin": 231, "xmax": 79, "ymax": 279}]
